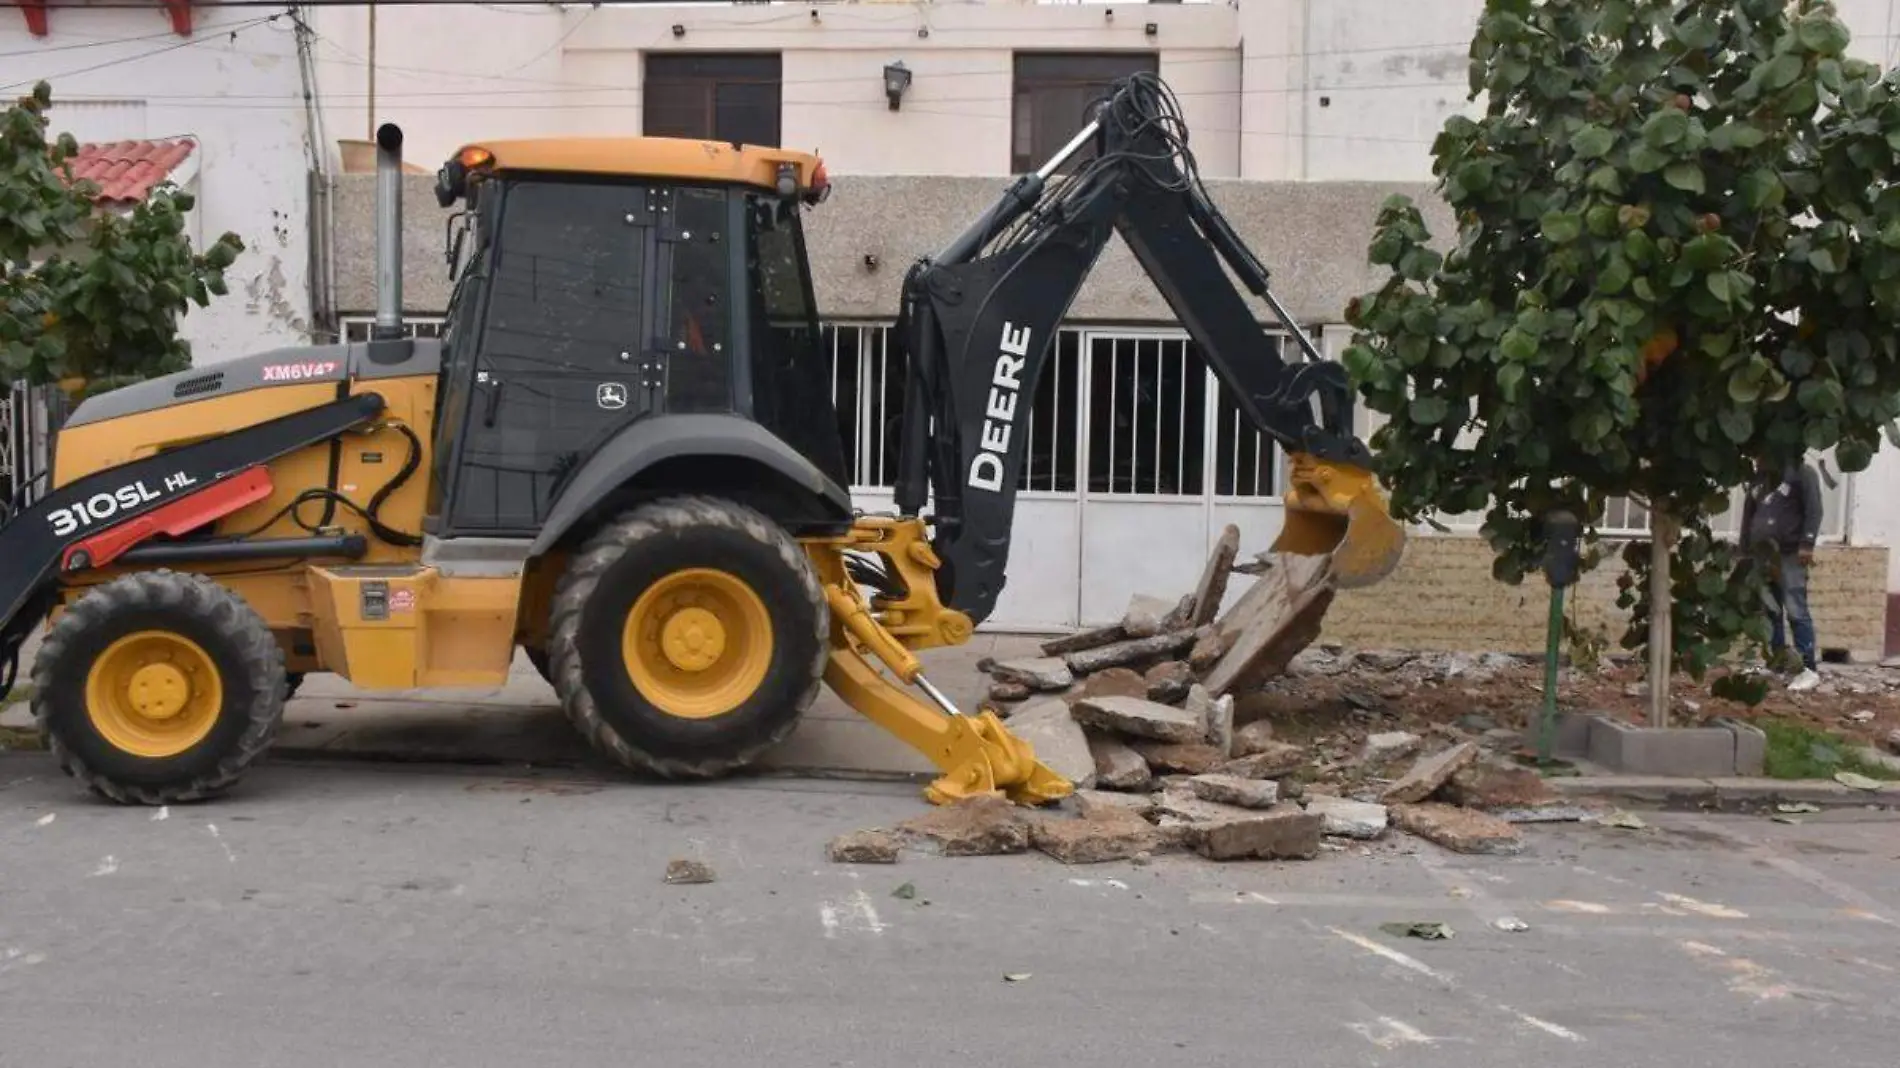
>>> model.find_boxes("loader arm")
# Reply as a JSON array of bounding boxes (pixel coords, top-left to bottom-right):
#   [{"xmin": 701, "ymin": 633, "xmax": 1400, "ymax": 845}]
[{"xmin": 892, "ymin": 73, "xmax": 1404, "ymax": 626}]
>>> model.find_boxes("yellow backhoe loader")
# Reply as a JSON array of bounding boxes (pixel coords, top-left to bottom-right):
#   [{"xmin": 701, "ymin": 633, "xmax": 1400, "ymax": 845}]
[{"xmin": 0, "ymin": 74, "xmax": 1402, "ymax": 807}]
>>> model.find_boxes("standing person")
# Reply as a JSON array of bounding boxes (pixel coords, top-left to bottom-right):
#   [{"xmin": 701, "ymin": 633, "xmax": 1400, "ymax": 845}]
[{"xmin": 1741, "ymin": 459, "xmax": 1823, "ymax": 692}]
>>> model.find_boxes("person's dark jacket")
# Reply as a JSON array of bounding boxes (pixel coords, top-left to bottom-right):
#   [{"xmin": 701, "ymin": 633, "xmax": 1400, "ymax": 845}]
[{"xmin": 1741, "ymin": 462, "xmax": 1822, "ymax": 553}]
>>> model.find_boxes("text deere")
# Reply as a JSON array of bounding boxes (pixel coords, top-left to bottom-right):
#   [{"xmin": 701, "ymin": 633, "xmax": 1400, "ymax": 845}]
[{"xmin": 966, "ymin": 321, "xmax": 1030, "ymax": 493}]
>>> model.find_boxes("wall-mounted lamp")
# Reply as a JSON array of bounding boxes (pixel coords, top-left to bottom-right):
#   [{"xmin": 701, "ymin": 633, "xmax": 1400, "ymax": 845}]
[
  {"xmin": 1144, "ymin": 22, "xmax": 1158, "ymax": 37},
  {"xmin": 671, "ymin": 23, "xmax": 685, "ymax": 38},
  {"xmin": 883, "ymin": 61, "xmax": 913, "ymax": 111}
]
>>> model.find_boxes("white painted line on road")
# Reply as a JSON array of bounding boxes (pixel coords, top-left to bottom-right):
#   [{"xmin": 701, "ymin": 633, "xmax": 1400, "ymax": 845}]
[
  {"xmin": 1326, "ymin": 926, "xmax": 1455, "ymax": 983},
  {"xmin": 1545, "ymin": 899, "xmax": 1612, "ymax": 914},
  {"xmin": 1347, "ymin": 1015, "xmax": 1443, "ymax": 1049},
  {"xmin": 1677, "ymin": 816, "xmax": 1899, "ymax": 929},
  {"xmin": 1679, "ymin": 940, "xmax": 1796, "ymax": 1001},
  {"xmin": 206, "ymin": 823, "xmax": 236, "ymax": 863},
  {"xmin": 819, "ymin": 889, "xmax": 887, "ymax": 939},
  {"xmin": 1658, "ymin": 893, "xmax": 1748, "ymax": 919},
  {"xmin": 1502, "ymin": 1009, "xmax": 1585, "ymax": 1042},
  {"xmin": 1067, "ymin": 878, "xmax": 1128, "ymax": 890},
  {"xmin": 90, "ymin": 855, "xmax": 117, "ymax": 877},
  {"xmin": 1413, "ymin": 850, "xmax": 1519, "ymax": 929}
]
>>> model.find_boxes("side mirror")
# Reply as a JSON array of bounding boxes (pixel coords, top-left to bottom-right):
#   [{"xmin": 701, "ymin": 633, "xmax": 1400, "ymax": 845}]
[{"xmin": 1542, "ymin": 509, "xmax": 1581, "ymax": 588}]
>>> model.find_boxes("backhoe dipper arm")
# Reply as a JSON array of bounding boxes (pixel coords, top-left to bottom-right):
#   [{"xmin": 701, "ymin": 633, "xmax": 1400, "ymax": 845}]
[{"xmin": 893, "ymin": 74, "xmax": 1374, "ymax": 626}]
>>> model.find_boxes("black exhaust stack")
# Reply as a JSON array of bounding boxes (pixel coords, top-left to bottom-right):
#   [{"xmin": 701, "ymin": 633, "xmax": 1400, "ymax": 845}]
[{"xmin": 371, "ymin": 122, "xmax": 405, "ymax": 342}]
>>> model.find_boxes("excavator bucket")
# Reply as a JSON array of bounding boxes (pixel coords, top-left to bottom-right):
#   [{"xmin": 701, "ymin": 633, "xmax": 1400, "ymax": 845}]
[{"xmin": 1272, "ymin": 454, "xmax": 1406, "ymax": 589}]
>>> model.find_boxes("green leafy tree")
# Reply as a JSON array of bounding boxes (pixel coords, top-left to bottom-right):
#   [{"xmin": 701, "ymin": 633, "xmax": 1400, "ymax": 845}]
[
  {"xmin": 0, "ymin": 81, "xmax": 244, "ymax": 398},
  {"xmin": 1343, "ymin": 0, "xmax": 1900, "ymax": 705}
]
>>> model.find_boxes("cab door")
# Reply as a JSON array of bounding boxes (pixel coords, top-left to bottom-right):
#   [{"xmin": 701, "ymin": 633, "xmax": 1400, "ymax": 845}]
[{"xmin": 443, "ymin": 178, "xmax": 653, "ymax": 535}]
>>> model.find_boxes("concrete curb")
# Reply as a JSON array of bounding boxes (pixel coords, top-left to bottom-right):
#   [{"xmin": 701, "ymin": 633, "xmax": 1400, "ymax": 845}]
[{"xmin": 1549, "ymin": 774, "xmax": 1900, "ymax": 809}]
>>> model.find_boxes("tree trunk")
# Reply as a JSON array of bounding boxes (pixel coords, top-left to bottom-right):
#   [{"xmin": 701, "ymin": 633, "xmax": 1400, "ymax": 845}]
[{"xmin": 1647, "ymin": 510, "xmax": 1678, "ymax": 727}]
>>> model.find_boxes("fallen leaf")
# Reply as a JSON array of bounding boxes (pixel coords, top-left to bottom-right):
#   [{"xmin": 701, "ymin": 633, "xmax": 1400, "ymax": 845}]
[
  {"xmin": 891, "ymin": 881, "xmax": 917, "ymax": 900},
  {"xmin": 1380, "ymin": 921, "xmax": 1453, "ymax": 940},
  {"xmin": 1834, "ymin": 771, "xmax": 1883, "ymax": 791}
]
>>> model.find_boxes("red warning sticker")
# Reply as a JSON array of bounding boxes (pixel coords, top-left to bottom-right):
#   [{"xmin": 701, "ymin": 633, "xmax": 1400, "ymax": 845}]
[{"xmin": 389, "ymin": 588, "xmax": 416, "ymax": 613}]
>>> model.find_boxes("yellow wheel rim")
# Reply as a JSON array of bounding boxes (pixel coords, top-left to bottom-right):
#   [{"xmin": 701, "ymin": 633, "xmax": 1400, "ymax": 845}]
[
  {"xmin": 622, "ymin": 568, "xmax": 773, "ymax": 720},
  {"xmin": 84, "ymin": 630, "xmax": 224, "ymax": 759}
]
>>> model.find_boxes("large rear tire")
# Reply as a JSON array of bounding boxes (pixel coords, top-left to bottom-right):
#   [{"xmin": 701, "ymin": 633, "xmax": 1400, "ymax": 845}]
[
  {"xmin": 549, "ymin": 496, "xmax": 827, "ymax": 779},
  {"xmin": 32, "ymin": 570, "xmax": 285, "ymax": 805}
]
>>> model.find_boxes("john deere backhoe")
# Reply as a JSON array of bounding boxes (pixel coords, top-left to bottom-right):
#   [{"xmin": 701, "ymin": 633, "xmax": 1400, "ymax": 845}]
[{"xmin": 0, "ymin": 74, "xmax": 1402, "ymax": 807}]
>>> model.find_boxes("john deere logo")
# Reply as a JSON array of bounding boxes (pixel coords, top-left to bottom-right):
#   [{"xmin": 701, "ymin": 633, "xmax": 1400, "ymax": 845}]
[{"xmin": 597, "ymin": 383, "xmax": 628, "ymax": 410}]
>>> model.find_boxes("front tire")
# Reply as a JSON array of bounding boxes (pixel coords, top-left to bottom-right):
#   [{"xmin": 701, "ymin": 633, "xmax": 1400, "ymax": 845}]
[
  {"xmin": 32, "ymin": 570, "xmax": 285, "ymax": 804},
  {"xmin": 549, "ymin": 496, "xmax": 827, "ymax": 779}
]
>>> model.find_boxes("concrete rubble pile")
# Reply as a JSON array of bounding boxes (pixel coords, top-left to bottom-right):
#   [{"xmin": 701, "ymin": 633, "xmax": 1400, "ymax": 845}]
[{"xmin": 830, "ymin": 528, "xmax": 1574, "ymax": 865}]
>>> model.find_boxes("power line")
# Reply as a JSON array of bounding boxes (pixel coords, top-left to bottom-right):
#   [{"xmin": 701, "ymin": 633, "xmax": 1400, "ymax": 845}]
[{"xmin": 1, "ymin": 15, "xmax": 285, "ymax": 92}]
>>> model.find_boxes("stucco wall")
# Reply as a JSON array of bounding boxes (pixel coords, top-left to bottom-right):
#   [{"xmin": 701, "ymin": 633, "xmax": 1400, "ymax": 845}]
[
  {"xmin": 5, "ymin": 8, "xmax": 314, "ymax": 365},
  {"xmin": 328, "ymin": 172, "xmax": 1451, "ymax": 326},
  {"xmin": 1326, "ymin": 536, "xmax": 1888, "ymax": 659}
]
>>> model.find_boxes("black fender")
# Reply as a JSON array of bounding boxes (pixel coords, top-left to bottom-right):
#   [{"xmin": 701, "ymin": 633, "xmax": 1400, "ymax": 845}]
[{"xmin": 530, "ymin": 414, "xmax": 854, "ymax": 555}]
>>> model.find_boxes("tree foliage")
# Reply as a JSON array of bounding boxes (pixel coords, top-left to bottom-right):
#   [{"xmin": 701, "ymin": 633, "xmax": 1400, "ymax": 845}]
[
  {"xmin": 0, "ymin": 82, "xmax": 244, "ymax": 397},
  {"xmin": 1344, "ymin": 0, "xmax": 1900, "ymax": 679}
]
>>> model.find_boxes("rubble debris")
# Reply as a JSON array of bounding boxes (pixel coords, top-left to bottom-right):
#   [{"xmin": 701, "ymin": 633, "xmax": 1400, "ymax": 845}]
[
  {"xmin": 1195, "ymin": 806, "xmax": 1323, "ymax": 861},
  {"xmin": 1230, "ymin": 719, "xmax": 1278, "ymax": 757},
  {"xmin": 1216, "ymin": 743, "xmax": 1308, "ymax": 780},
  {"xmin": 1392, "ymin": 803, "xmax": 1524, "ymax": 856},
  {"xmin": 1040, "ymin": 623, "xmax": 1125, "ymax": 657},
  {"xmin": 897, "ymin": 796, "xmax": 1031, "ymax": 856},
  {"xmin": 1884, "ymin": 728, "xmax": 1900, "ymax": 756},
  {"xmin": 1493, "ymin": 805, "xmax": 1593, "ymax": 824},
  {"xmin": 1188, "ymin": 773, "xmax": 1279, "ymax": 809},
  {"xmin": 1145, "ymin": 661, "xmax": 1195, "ymax": 704},
  {"xmin": 1493, "ymin": 917, "xmax": 1530, "ymax": 933},
  {"xmin": 1062, "ymin": 629, "xmax": 1198, "ymax": 676},
  {"xmin": 1072, "ymin": 695, "xmax": 1205, "ymax": 744},
  {"xmin": 1006, "ymin": 700, "xmax": 1097, "ymax": 789},
  {"xmin": 988, "ymin": 680, "xmax": 1031, "ymax": 703},
  {"xmin": 1153, "ymin": 787, "xmax": 1254, "ymax": 825},
  {"xmin": 1362, "ymin": 731, "xmax": 1423, "ymax": 765},
  {"xmin": 1186, "ymin": 684, "xmax": 1235, "ymax": 756},
  {"xmin": 828, "ymin": 829, "xmax": 902, "ymax": 864},
  {"xmin": 1380, "ymin": 921, "xmax": 1452, "ymax": 940},
  {"xmin": 1187, "ymin": 626, "xmax": 1236, "ymax": 673},
  {"xmin": 891, "ymin": 881, "xmax": 918, "ymax": 899},
  {"xmin": 1205, "ymin": 554, "xmax": 1336, "ymax": 696},
  {"xmin": 1066, "ymin": 666, "xmax": 1149, "ymax": 706},
  {"xmin": 1031, "ymin": 810, "xmax": 1159, "ymax": 864},
  {"xmin": 1380, "ymin": 742, "xmax": 1481, "ymax": 805},
  {"xmin": 1440, "ymin": 762, "xmax": 1559, "ymax": 810},
  {"xmin": 1599, "ymin": 810, "xmax": 1648, "ymax": 830},
  {"xmin": 1187, "ymin": 525, "xmax": 1242, "ymax": 627},
  {"xmin": 989, "ymin": 657, "xmax": 1074, "ymax": 692},
  {"xmin": 1834, "ymin": 770, "xmax": 1882, "ymax": 791},
  {"xmin": 1088, "ymin": 733, "xmax": 1154, "ymax": 790},
  {"xmin": 1074, "ymin": 789, "xmax": 1157, "ymax": 821},
  {"xmin": 1121, "ymin": 593, "xmax": 1176, "ymax": 638},
  {"xmin": 1134, "ymin": 741, "xmax": 1227, "ymax": 775},
  {"xmin": 1847, "ymin": 709, "xmax": 1876, "ymax": 724},
  {"xmin": 1356, "ymin": 650, "xmax": 1415, "ymax": 672},
  {"xmin": 663, "ymin": 858, "xmax": 716, "ymax": 884},
  {"xmin": 1776, "ymin": 802, "xmax": 1822, "ymax": 814},
  {"xmin": 1302, "ymin": 794, "xmax": 1389, "ymax": 839}
]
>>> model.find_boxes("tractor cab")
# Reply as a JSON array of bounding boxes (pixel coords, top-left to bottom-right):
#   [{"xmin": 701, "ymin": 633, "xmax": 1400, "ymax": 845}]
[{"xmin": 424, "ymin": 137, "xmax": 848, "ymax": 539}]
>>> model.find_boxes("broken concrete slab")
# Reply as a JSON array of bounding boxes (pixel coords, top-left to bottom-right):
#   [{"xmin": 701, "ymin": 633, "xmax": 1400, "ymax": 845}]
[
  {"xmin": 1302, "ymin": 794, "xmax": 1389, "ymax": 839},
  {"xmin": 1087, "ymin": 733, "xmax": 1153, "ymax": 790},
  {"xmin": 1441, "ymin": 762, "xmax": 1558, "ymax": 810},
  {"xmin": 1030, "ymin": 811, "xmax": 1158, "ymax": 864},
  {"xmin": 1121, "ymin": 593, "xmax": 1176, "ymax": 638},
  {"xmin": 1196, "ymin": 806, "xmax": 1323, "ymax": 861},
  {"xmin": 1189, "ymin": 524, "xmax": 1241, "ymax": 627},
  {"xmin": 988, "ymin": 657, "xmax": 1075, "ymax": 692},
  {"xmin": 1063, "ymin": 630, "xmax": 1198, "ymax": 676},
  {"xmin": 1071, "ymin": 694, "xmax": 1205, "ymax": 744},
  {"xmin": 1392, "ymin": 802, "xmax": 1524, "ymax": 856},
  {"xmin": 1216, "ymin": 742, "xmax": 1308, "ymax": 780},
  {"xmin": 1380, "ymin": 741, "xmax": 1481, "ymax": 804},
  {"xmin": 1006, "ymin": 699, "xmax": 1096, "ymax": 789},
  {"xmin": 1189, "ymin": 773, "xmax": 1279, "ymax": 809},
  {"xmin": 1074, "ymin": 789, "xmax": 1158, "ymax": 821},
  {"xmin": 1040, "ymin": 623, "xmax": 1126, "ymax": 657},
  {"xmin": 1204, "ymin": 554, "xmax": 1336, "ymax": 697},
  {"xmin": 827, "ymin": 829, "xmax": 901, "ymax": 864},
  {"xmin": 1230, "ymin": 719, "xmax": 1278, "ymax": 757},
  {"xmin": 1362, "ymin": 731, "xmax": 1423, "ymax": 765},
  {"xmin": 1186, "ymin": 684, "xmax": 1235, "ymax": 756},
  {"xmin": 896, "ymin": 796, "xmax": 1031, "ymax": 857},
  {"xmin": 1153, "ymin": 786, "xmax": 1256, "ymax": 825},
  {"xmin": 1144, "ymin": 661, "xmax": 1194, "ymax": 704},
  {"xmin": 1065, "ymin": 666, "xmax": 1149, "ymax": 706},
  {"xmin": 1134, "ymin": 741, "xmax": 1227, "ymax": 775},
  {"xmin": 1187, "ymin": 625, "xmax": 1235, "ymax": 673},
  {"xmin": 988, "ymin": 680, "xmax": 1031, "ymax": 704}
]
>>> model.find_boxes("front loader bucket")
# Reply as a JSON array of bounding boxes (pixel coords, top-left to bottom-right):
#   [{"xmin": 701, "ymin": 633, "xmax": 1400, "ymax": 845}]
[{"xmin": 1272, "ymin": 455, "xmax": 1406, "ymax": 590}]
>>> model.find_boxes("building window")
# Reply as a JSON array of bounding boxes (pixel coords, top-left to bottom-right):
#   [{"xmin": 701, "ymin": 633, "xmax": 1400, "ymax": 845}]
[
  {"xmin": 644, "ymin": 53, "xmax": 783, "ymax": 147},
  {"xmin": 1011, "ymin": 51, "xmax": 1158, "ymax": 175}
]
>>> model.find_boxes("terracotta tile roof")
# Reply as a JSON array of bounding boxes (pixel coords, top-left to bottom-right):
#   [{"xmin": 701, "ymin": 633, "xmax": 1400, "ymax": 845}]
[{"xmin": 65, "ymin": 138, "xmax": 197, "ymax": 205}]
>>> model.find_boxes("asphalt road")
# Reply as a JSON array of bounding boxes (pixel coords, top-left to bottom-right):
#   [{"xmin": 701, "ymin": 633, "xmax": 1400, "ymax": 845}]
[{"xmin": 2, "ymin": 754, "xmax": 1897, "ymax": 1068}]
